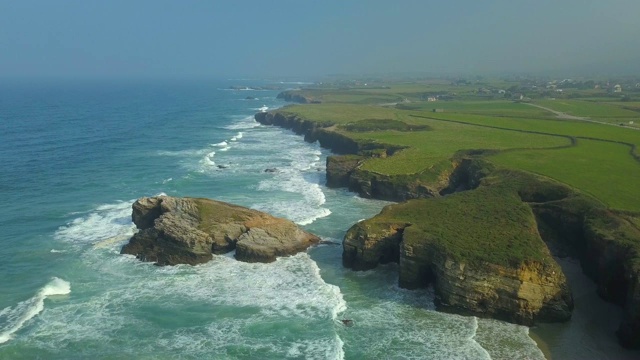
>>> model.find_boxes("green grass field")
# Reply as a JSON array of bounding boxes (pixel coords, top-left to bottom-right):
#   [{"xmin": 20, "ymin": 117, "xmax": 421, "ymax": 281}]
[
  {"xmin": 398, "ymin": 100, "xmax": 552, "ymax": 118},
  {"xmin": 490, "ymin": 139, "xmax": 640, "ymax": 211},
  {"xmin": 533, "ymin": 99, "xmax": 640, "ymax": 118},
  {"xmin": 417, "ymin": 112, "xmax": 640, "ymax": 148},
  {"xmin": 352, "ymin": 121, "xmax": 568, "ymax": 175},
  {"xmin": 271, "ymin": 81, "xmax": 640, "ymax": 316},
  {"xmin": 276, "ymin": 82, "xmax": 640, "ymax": 213}
]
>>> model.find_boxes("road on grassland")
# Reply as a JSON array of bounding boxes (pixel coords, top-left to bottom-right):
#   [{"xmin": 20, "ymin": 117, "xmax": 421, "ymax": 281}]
[{"xmin": 525, "ymin": 103, "xmax": 639, "ymax": 130}]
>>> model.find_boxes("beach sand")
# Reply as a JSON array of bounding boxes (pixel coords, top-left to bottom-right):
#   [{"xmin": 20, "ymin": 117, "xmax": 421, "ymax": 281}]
[{"xmin": 529, "ymin": 257, "xmax": 640, "ymax": 359}]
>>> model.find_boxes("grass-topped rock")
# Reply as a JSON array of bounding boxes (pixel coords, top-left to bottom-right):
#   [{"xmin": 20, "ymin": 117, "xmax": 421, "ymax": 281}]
[
  {"xmin": 343, "ymin": 168, "xmax": 575, "ymax": 325},
  {"xmin": 257, "ymin": 85, "xmax": 640, "ymax": 347},
  {"xmin": 122, "ymin": 196, "xmax": 320, "ymax": 265}
]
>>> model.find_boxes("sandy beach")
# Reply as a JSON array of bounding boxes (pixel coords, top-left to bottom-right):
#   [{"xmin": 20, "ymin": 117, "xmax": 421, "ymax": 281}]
[{"xmin": 529, "ymin": 257, "xmax": 640, "ymax": 359}]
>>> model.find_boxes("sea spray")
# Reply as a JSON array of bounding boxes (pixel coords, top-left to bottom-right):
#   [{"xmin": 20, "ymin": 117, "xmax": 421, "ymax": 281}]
[
  {"xmin": 54, "ymin": 200, "xmax": 135, "ymax": 249},
  {"xmin": 474, "ymin": 318, "xmax": 545, "ymax": 359},
  {"xmin": 0, "ymin": 278, "xmax": 71, "ymax": 344}
]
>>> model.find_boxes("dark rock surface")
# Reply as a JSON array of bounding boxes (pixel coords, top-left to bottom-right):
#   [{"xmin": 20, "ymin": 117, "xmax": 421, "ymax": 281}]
[{"xmin": 122, "ymin": 196, "xmax": 320, "ymax": 265}]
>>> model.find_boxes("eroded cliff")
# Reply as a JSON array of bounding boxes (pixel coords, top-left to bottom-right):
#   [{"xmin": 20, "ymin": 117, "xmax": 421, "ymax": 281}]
[
  {"xmin": 256, "ymin": 109, "xmax": 640, "ymax": 347},
  {"xmin": 343, "ymin": 175, "xmax": 575, "ymax": 325}
]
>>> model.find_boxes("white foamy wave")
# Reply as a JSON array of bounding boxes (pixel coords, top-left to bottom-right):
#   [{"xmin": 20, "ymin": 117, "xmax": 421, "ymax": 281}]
[
  {"xmin": 50, "ymin": 249, "xmax": 66, "ymax": 253},
  {"xmin": 157, "ymin": 149, "xmax": 207, "ymax": 157},
  {"xmin": 54, "ymin": 201, "xmax": 135, "ymax": 247},
  {"xmin": 212, "ymin": 141, "xmax": 228, "ymax": 147},
  {"xmin": 249, "ymin": 135, "xmax": 330, "ymax": 224},
  {"xmin": 331, "ymin": 264, "xmax": 498, "ymax": 359},
  {"xmin": 201, "ymin": 151, "xmax": 216, "ymax": 166},
  {"xmin": 0, "ymin": 277, "xmax": 71, "ymax": 344},
  {"xmin": 235, "ymin": 132, "xmax": 243, "ymax": 139},
  {"xmin": 475, "ymin": 318, "xmax": 545, "ymax": 360},
  {"xmin": 258, "ymin": 172, "xmax": 326, "ymax": 204},
  {"xmin": 253, "ymin": 194, "xmax": 331, "ymax": 225},
  {"xmin": 230, "ymin": 136, "xmax": 237, "ymax": 142},
  {"xmin": 297, "ymin": 208, "xmax": 332, "ymax": 226},
  {"xmin": 279, "ymin": 81, "xmax": 315, "ymax": 85},
  {"xmin": 150, "ymin": 317, "xmax": 343, "ymax": 360},
  {"xmin": 224, "ymin": 115, "xmax": 261, "ymax": 130},
  {"xmin": 287, "ymin": 335, "xmax": 345, "ymax": 360},
  {"xmin": 218, "ymin": 146, "xmax": 230, "ymax": 151},
  {"xmin": 24, "ymin": 253, "xmax": 345, "ymax": 358},
  {"xmin": 162, "ymin": 178, "xmax": 173, "ymax": 184},
  {"xmin": 468, "ymin": 317, "xmax": 492, "ymax": 359}
]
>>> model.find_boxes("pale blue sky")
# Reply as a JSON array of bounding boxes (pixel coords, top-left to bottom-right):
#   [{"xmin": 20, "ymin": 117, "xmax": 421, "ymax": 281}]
[{"xmin": 1, "ymin": 0, "xmax": 639, "ymax": 79}]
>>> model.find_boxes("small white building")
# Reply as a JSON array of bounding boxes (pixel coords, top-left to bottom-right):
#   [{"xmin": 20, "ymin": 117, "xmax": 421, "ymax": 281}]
[{"xmin": 614, "ymin": 84, "xmax": 622, "ymax": 93}]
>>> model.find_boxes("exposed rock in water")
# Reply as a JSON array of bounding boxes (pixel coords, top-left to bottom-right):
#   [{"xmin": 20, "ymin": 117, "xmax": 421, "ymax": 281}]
[
  {"xmin": 121, "ymin": 196, "xmax": 320, "ymax": 265},
  {"xmin": 341, "ymin": 319, "xmax": 354, "ymax": 327}
]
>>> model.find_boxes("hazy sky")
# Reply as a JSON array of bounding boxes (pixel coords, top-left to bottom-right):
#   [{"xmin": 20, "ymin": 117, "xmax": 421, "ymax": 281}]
[{"xmin": 1, "ymin": 0, "xmax": 639, "ymax": 79}]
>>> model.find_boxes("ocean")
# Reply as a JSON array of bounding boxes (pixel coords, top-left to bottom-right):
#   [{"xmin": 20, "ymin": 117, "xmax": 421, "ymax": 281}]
[{"xmin": 0, "ymin": 79, "xmax": 545, "ymax": 359}]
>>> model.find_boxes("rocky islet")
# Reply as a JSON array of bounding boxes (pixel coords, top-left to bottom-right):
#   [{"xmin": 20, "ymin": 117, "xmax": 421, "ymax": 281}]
[{"xmin": 122, "ymin": 196, "xmax": 320, "ymax": 265}]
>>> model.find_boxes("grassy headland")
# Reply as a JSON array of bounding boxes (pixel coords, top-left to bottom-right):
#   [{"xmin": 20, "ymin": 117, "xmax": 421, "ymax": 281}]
[{"xmin": 261, "ymin": 77, "xmax": 640, "ymax": 345}]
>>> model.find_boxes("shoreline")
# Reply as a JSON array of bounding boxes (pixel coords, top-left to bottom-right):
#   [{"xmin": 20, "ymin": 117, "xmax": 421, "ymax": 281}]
[
  {"xmin": 254, "ymin": 109, "xmax": 639, "ymax": 356},
  {"xmin": 529, "ymin": 257, "xmax": 639, "ymax": 359}
]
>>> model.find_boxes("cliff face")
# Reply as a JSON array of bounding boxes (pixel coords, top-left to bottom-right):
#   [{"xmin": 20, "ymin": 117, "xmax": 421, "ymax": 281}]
[
  {"xmin": 255, "ymin": 111, "xmax": 438, "ymax": 202},
  {"xmin": 121, "ymin": 196, "xmax": 320, "ymax": 265},
  {"xmin": 343, "ymin": 183, "xmax": 574, "ymax": 326},
  {"xmin": 399, "ymin": 225, "xmax": 572, "ymax": 325},
  {"xmin": 342, "ymin": 220, "xmax": 408, "ymax": 271},
  {"xmin": 531, "ymin": 195, "xmax": 640, "ymax": 348},
  {"xmin": 256, "ymin": 109, "xmax": 640, "ymax": 346}
]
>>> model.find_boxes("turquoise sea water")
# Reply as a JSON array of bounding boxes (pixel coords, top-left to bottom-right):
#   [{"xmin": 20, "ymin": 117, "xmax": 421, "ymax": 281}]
[{"xmin": 0, "ymin": 80, "xmax": 545, "ymax": 359}]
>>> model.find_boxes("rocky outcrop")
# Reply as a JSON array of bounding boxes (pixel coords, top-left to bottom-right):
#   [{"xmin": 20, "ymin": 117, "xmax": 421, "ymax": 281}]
[
  {"xmin": 342, "ymin": 184, "xmax": 574, "ymax": 326},
  {"xmin": 256, "ymin": 111, "xmax": 435, "ymax": 201},
  {"xmin": 399, "ymin": 226, "xmax": 572, "ymax": 325},
  {"xmin": 326, "ymin": 155, "xmax": 364, "ymax": 188},
  {"xmin": 528, "ymin": 189, "xmax": 640, "ymax": 348},
  {"xmin": 343, "ymin": 222, "xmax": 573, "ymax": 325},
  {"xmin": 256, "ymin": 108, "xmax": 640, "ymax": 346},
  {"xmin": 121, "ymin": 196, "xmax": 320, "ymax": 265},
  {"xmin": 277, "ymin": 90, "xmax": 321, "ymax": 104}
]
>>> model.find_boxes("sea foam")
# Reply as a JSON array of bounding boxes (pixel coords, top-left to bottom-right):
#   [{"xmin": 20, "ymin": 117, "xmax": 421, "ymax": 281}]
[
  {"xmin": 0, "ymin": 278, "xmax": 71, "ymax": 344},
  {"xmin": 224, "ymin": 115, "xmax": 261, "ymax": 130},
  {"xmin": 54, "ymin": 200, "xmax": 135, "ymax": 248}
]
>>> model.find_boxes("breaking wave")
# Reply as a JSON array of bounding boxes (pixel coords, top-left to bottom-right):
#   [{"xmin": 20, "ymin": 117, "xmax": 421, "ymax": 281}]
[{"xmin": 0, "ymin": 278, "xmax": 71, "ymax": 344}]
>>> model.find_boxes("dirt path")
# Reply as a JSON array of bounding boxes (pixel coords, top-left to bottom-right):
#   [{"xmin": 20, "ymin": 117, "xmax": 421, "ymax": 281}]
[
  {"xmin": 525, "ymin": 103, "xmax": 639, "ymax": 130},
  {"xmin": 526, "ymin": 103, "xmax": 590, "ymax": 120}
]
